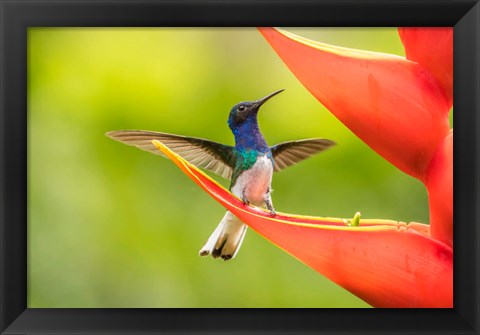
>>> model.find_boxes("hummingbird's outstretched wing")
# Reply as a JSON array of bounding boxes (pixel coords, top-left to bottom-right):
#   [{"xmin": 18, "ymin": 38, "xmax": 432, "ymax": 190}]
[
  {"xmin": 270, "ymin": 139, "xmax": 336, "ymax": 172},
  {"xmin": 106, "ymin": 130, "xmax": 236, "ymax": 179}
]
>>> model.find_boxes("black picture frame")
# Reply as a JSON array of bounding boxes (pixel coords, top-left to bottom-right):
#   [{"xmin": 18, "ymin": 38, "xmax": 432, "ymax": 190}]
[{"xmin": 1, "ymin": 0, "xmax": 479, "ymax": 334}]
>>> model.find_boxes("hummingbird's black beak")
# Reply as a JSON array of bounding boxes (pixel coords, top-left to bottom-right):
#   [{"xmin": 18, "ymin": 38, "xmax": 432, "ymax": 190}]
[{"xmin": 253, "ymin": 89, "xmax": 285, "ymax": 108}]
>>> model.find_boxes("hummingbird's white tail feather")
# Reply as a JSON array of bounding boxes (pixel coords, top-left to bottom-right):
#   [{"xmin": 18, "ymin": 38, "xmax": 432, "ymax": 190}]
[
  {"xmin": 231, "ymin": 224, "xmax": 248, "ymax": 259},
  {"xmin": 198, "ymin": 216, "xmax": 225, "ymax": 257},
  {"xmin": 199, "ymin": 211, "xmax": 247, "ymax": 261}
]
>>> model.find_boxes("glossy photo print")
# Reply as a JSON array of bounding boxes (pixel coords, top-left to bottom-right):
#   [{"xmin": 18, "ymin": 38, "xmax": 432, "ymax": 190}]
[{"xmin": 28, "ymin": 28, "xmax": 453, "ymax": 308}]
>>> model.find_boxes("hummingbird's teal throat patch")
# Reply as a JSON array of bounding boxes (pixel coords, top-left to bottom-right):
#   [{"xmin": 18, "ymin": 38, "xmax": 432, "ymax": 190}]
[{"xmin": 238, "ymin": 150, "xmax": 259, "ymax": 171}]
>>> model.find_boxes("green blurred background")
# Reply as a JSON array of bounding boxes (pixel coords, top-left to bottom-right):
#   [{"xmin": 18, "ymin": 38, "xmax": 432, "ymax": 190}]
[{"xmin": 28, "ymin": 28, "xmax": 436, "ymax": 308}]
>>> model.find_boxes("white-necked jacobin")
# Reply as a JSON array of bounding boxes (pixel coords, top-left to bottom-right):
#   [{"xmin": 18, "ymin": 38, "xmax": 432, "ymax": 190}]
[{"xmin": 106, "ymin": 89, "xmax": 335, "ymax": 261}]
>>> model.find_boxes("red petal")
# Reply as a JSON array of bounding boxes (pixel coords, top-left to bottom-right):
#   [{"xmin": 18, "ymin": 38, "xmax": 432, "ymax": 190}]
[
  {"xmin": 259, "ymin": 28, "xmax": 451, "ymax": 182},
  {"xmin": 152, "ymin": 140, "xmax": 453, "ymax": 308},
  {"xmin": 426, "ymin": 131, "xmax": 453, "ymax": 247},
  {"xmin": 398, "ymin": 28, "xmax": 453, "ymax": 107}
]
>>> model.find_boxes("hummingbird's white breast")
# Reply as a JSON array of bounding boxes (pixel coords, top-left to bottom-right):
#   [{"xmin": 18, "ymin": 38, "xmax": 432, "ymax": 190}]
[{"xmin": 231, "ymin": 154, "xmax": 273, "ymax": 206}]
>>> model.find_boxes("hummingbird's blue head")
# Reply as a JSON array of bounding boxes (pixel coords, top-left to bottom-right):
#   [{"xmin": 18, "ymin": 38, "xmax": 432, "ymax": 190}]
[{"xmin": 228, "ymin": 89, "xmax": 284, "ymax": 133}]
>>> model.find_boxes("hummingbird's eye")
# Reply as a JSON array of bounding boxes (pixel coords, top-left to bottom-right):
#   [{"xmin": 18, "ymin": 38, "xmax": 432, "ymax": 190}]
[{"xmin": 238, "ymin": 105, "xmax": 246, "ymax": 112}]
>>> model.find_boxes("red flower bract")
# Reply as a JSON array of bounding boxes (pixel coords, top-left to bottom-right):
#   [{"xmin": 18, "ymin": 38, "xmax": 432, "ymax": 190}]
[
  {"xmin": 258, "ymin": 28, "xmax": 451, "ymax": 182},
  {"xmin": 259, "ymin": 27, "xmax": 453, "ymax": 247}
]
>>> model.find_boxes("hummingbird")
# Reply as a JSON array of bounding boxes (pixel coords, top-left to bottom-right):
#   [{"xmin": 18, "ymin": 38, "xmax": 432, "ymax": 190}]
[{"xmin": 106, "ymin": 89, "xmax": 335, "ymax": 260}]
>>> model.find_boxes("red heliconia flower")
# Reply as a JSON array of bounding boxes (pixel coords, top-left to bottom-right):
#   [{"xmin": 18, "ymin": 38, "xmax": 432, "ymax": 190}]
[{"xmin": 151, "ymin": 28, "xmax": 453, "ymax": 308}]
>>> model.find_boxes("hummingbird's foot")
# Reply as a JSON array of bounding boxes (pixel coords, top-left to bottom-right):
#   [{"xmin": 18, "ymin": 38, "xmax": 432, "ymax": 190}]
[
  {"xmin": 264, "ymin": 193, "xmax": 276, "ymax": 216},
  {"xmin": 242, "ymin": 193, "xmax": 250, "ymax": 206}
]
